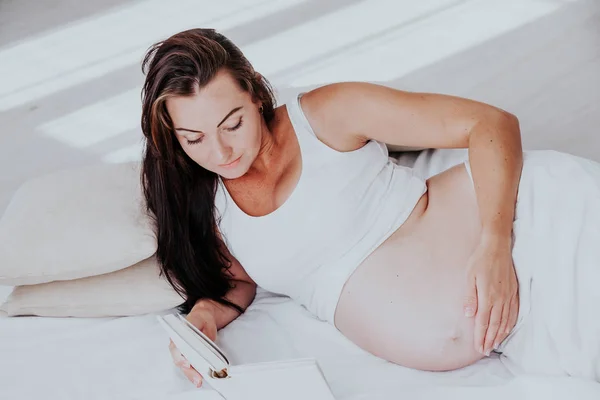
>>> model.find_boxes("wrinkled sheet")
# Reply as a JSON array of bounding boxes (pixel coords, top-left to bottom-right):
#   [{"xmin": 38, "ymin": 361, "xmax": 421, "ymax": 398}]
[{"xmin": 2, "ymin": 287, "xmax": 600, "ymax": 400}]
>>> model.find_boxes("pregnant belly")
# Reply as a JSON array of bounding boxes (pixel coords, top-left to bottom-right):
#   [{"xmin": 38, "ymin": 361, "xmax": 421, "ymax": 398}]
[{"xmin": 334, "ymin": 163, "xmax": 485, "ymax": 371}]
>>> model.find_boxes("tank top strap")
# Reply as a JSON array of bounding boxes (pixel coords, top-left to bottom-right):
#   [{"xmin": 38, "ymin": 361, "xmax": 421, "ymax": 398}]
[
  {"xmin": 286, "ymin": 91, "xmax": 316, "ymax": 136},
  {"xmin": 285, "ymin": 90, "xmax": 390, "ymax": 163},
  {"xmin": 285, "ymin": 91, "xmax": 332, "ymax": 155}
]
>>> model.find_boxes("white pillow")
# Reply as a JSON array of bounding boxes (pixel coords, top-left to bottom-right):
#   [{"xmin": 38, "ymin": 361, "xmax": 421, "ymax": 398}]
[
  {"xmin": 0, "ymin": 256, "xmax": 184, "ymax": 317},
  {"xmin": 0, "ymin": 162, "xmax": 157, "ymax": 285}
]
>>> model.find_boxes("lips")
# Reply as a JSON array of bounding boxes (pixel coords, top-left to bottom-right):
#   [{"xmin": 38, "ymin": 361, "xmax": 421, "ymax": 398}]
[{"xmin": 219, "ymin": 156, "xmax": 241, "ymax": 168}]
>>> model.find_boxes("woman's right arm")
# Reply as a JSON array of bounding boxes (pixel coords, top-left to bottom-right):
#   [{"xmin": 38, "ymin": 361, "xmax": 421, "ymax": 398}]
[
  {"xmin": 199, "ymin": 234, "xmax": 257, "ymax": 329},
  {"xmin": 191, "ymin": 269, "xmax": 257, "ymax": 331},
  {"xmin": 169, "ymin": 242, "xmax": 257, "ymax": 387}
]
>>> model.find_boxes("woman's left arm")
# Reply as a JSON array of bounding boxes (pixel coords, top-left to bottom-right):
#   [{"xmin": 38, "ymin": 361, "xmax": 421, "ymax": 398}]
[{"xmin": 302, "ymin": 82, "xmax": 523, "ymax": 356}]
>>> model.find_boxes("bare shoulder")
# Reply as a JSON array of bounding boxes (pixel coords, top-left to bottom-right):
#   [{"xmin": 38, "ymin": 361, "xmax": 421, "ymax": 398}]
[{"xmin": 298, "ymin": 82, "xmax": 378, "ymax": 152}]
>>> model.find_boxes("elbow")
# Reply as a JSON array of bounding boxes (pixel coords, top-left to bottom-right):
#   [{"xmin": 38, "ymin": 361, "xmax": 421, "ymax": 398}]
[
  {"xmin": 502, "ymin": 111, "xmax": 523, "ymax": 150},
  {"xmin": 503, "ymin": 111, "xmax": 520, "ymax": 131},
  {"xmin": 471, "ymin": 109, "xmax": 520, "ymax": 137},
  {"xmin": 498, "ymin": 108, "xmax": 520, "ymax": 130},
  {"xmin": 489, "ymin": 109, "xmax": 522, "ymax": 145},
  {"xmin": 492, "ymin": 108, "xmax": 520, "ymax": 130},
  {"xmin": 470, "ymin": 110, "xmax": 522, "ymax": 153},
  {"xmin": 496, "ymin": 111, "xmax": 524, "ymax": 163}
]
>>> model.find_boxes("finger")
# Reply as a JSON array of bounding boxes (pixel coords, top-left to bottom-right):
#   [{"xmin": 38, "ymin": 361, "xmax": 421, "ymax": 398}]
[
  {"xmin": 204, "ymin": 324, "xmax": 218, "ymax": 343},
  {"xmin": 507, "ymin": 294, "xmax": 519, "ymax": 334},
  {"xmin": 493, "ymin": 301, "xmax": 511, "ymax": 349},
  {"xmin": 474, "ymin": 297, "xmax": 492, "ymax": 354},
  {"xmin": 463, "ymin": 274, "xmax": 478, "ymax": 318},
  {"xmin": 483, "ymin": 305, "xmax": 503, "ymax": 355},
  {"xmin": 181, "ymin": 365, "xmax": 204, "ymax": 388},
  {"xmin": 169, "ymin": 341, "xmax": 191, "ymax": 369},
  {"xmin": 168, "ymin": 340, "xmax": 203, "ymax": 387}
]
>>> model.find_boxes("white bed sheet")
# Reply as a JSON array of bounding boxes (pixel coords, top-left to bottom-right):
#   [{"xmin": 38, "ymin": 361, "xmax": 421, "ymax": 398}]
[{"xmin": 2, "ymin": 286, "xmax": 600, "ymax": 400}]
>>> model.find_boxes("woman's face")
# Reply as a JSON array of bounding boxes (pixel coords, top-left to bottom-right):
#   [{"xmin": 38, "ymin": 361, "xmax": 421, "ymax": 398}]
[{"xmin": 166, "ymin": 69, "xmax": 264, "ymax": 179}]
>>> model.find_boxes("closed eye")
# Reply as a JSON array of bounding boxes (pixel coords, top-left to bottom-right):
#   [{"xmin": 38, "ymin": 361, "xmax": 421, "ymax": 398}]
[
  {"xmin": 186, "ymin": 118, "xmax": 243, "ymax": 145},
  {"xmin": 225, "ymin": 118, "xmax": 243, "ymax": 132},
  {"xmin": 187, "ymin": 136, "xmax": 204, "ymax": 145}
]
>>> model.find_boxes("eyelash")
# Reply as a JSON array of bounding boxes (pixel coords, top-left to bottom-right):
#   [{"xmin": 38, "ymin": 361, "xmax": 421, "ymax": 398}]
[{"xmin": 186, "ymin": 119, "xmax": 244, "ymax": 145}]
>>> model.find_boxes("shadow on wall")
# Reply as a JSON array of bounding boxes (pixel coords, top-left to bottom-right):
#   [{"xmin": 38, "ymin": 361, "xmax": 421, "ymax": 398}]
[
  {"xmin": 0, "ymin": 0, "xmax": 142, "ymax": 47},
  {"xmin": 280, "ymin": 0, "xmax": 600, "ymax": 158}
]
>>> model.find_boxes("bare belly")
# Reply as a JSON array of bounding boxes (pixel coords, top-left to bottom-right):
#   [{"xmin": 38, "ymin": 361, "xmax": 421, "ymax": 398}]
[{"xmin": 334, "ymin": 163, "xmax": 485, "ymax": 371}]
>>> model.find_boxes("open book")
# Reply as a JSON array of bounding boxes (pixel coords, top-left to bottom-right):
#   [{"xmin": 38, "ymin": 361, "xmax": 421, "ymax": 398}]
[{"xmin": 156, "ymin": 313, "xmax": 336, "ymax": 400}]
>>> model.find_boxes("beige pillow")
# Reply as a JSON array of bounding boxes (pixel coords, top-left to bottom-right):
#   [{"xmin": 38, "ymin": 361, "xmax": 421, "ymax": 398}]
[
  {"xmin": 0, "ymin": 256, "xmax": 184, "ymax": 317},
  {"xmin": 0, "ymin": 162, "xmax": 157, "ymax": 285}
]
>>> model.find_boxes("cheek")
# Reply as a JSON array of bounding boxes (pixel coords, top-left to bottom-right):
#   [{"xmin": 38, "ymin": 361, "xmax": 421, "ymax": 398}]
[
  {"xmin": 242, "ymin": 130, "xmax": 260, "ymax": 148},
  {"xmin": 240, "ymin": 118, "xmax": 262, "ymax": 148},
  {"xmin": 180, "ymin": 143, "xmax": 212, "ymax": 168}
]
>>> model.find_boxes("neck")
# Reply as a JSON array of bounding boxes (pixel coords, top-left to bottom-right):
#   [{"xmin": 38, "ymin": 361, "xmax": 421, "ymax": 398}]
[{"xmin": 246, "ymin": 116, "xmax": 282, "ymax": 178}]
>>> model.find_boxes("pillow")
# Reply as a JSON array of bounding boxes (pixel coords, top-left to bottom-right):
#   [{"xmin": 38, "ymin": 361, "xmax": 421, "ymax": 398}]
[
  {"xmin": 0, "ymin": 255, "xmax": 184, "ymax": 317},
  {"xmin": 0, "ymin": 162, "xmax": 157, "ymax": 285}
]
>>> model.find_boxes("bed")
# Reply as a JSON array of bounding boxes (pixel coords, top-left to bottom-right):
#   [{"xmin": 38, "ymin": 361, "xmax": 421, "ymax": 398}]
[
  {"xmin": 2, "ymin": 286, "xmax": 600, "ymax": 400},
  {"xmin": 2, "ymin": 150, "xmax": 600, "ymax": 400}
]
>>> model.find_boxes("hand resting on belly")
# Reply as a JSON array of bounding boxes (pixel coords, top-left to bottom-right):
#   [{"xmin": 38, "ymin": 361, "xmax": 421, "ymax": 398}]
[{"xmin": 335, "ymin": 164, "xmax": 493, "ymax": 371}]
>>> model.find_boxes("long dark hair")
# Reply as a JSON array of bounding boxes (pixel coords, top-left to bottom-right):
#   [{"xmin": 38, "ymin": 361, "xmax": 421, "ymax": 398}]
[{"xmin": 140, "ymin": 28, "xmax": 276, "ymax": 315}]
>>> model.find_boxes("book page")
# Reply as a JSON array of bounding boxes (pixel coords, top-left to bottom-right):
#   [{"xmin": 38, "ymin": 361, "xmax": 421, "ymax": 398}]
[{"xmin": 208, "ymin": 360, "xmax": 336, "ymax": 400}]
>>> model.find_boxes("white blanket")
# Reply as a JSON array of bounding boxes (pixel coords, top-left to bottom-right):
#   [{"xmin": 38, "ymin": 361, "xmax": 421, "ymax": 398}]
[{"xmin": 492, "ymin": 150, "xmax": 600, "ymax": 381}]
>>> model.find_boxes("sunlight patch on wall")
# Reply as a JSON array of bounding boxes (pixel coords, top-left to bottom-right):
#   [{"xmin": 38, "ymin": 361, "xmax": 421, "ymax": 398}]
[
  {"xmin": 103, "ymin": 143, "xmax": 144, "ymax": 164},
  {"xmin": 242, "ymin": 0, "xmax": 462, "ymax": 81},
  {"xmin": 279, "ymin": 0, "xmax": 573, "ymax": 86},
  {"xmin": 0, "ymin": 0, "xmax": 305, "ymax": 111},
  {"xmin": 38, "ymin": 89, "xmax": 140, "ymax": 148}
]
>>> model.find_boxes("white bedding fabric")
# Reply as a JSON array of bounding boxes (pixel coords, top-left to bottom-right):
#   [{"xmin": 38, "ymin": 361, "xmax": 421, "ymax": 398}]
[
  {"xmin": 2, "ymin": 150, "xmax": 600, "ymax": 399},
  {"xmin": 2, "ymin": 287, "xmax": 600, "ymax": 400}
]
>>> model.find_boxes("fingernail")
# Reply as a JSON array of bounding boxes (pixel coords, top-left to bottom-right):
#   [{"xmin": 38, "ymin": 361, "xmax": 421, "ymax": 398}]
[
  {"xmin": 183, "ymin": 360, "xmax": 190, "ymax": 368},
  {"xmin": 479, "ymin": 346, "xmax": 484, "ymax": 354},
  {"xmin": 485, "ymin": 350, "xmax": 491, "ymax": 357},
  {"xmin": 193, "ymin": 377, "xmax": 202, "ymax": 387},
  {"xmin": 494, "ymin": 343, "xmax": 499, "ymax": 350},
  {"xmin": 465, "ymin": 308, "xmax": 474, "ymax": 317}
]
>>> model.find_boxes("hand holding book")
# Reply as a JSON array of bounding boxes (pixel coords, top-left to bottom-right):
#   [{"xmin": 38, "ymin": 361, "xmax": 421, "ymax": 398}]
[
  {"xmin": 168, "ymin": 306, "xmax": 218, "ymax": 388},
  {"xmin": 158, "ymin": 311, "xmax": 336, "ymax": 399}
]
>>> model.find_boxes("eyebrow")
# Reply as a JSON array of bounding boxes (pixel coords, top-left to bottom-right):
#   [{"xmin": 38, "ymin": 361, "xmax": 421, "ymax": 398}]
[{"xmin": 175, "ymin": 106, "xmax": 243, "ymax": 134}]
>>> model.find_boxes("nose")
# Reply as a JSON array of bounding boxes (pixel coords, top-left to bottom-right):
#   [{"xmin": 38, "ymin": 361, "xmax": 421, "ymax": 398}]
[{"xmin": 211, "ymin": 135, "xmax": 232, "ymax": 164}]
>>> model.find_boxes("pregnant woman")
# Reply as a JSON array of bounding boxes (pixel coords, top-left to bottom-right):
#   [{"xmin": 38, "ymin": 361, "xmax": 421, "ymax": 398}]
[{"xmin": 140, "ymin": 28, "xmax": 600, "ymax": 387}]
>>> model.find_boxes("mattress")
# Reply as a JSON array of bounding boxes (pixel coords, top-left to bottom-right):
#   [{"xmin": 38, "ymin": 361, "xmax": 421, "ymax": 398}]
[{"xmin": 2, "ymin": 285, "xmax": 600, "ymax": 400}]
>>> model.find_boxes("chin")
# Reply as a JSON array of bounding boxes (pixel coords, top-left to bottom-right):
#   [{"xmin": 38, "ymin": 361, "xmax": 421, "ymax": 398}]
[
  {"xmin": 217, "ymin": 152, "xmax": 255, "ymax": 180},
  {"xmin": 221, "ymin": 171, "xmax": 244, "ymax": 180},
  {"xmin": 219, "ymin": 164, "xmax": 248, "ymax": 180}
]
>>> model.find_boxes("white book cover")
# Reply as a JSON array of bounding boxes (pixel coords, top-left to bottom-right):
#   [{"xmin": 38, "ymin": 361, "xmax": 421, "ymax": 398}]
[{"xmin": 156, "ymin": 313, "xmax": 337, "ymax": 400}]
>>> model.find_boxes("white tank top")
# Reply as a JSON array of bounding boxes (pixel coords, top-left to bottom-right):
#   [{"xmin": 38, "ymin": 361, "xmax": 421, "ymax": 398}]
[{"xmin": 215, "ymin": 91, "xmax": 428, "ymax": 324}]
